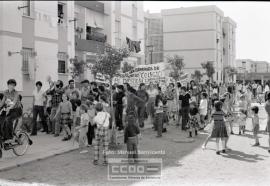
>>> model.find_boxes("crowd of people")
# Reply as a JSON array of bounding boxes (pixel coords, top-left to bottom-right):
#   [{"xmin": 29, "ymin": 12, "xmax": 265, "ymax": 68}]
[{"xmin": 1, "ymin": 76, "xmax": 270, "ymax": 162}]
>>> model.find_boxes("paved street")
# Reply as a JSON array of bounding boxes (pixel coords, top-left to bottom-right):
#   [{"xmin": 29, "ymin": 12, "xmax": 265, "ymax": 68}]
[{"xmin": 0, "ymin": 103, "xmax": 269, "ymax": 186}]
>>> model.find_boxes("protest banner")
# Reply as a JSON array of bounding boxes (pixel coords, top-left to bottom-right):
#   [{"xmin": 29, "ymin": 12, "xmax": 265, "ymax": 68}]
[{"xmin": 112, "ymin": 62, "xmax": 172, "ymax": 89}]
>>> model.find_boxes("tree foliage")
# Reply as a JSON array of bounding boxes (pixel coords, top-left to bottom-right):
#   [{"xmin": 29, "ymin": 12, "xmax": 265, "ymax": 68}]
[
  {"xmin": 192, "ymin": 70, "xmax": 203, "ymax": 83},
  {"xmin": 70, "ymin": 57, "xmax": 87, "ymax": 79},
  {"xmin": 91, "ymin": 45, "xmax": 130, "ymax": 80},
  {"xmin": 201, "ymin": 61, "xmax": 215, "ymax": 81},
  {"xmin": 166, "ymin": 55, "xmax": 185, "ymax": 81}
]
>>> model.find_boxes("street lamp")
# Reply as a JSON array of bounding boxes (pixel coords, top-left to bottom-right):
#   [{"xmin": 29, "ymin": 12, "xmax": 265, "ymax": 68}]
[{"xmin": 146, "ymin": 45, "xmax": 154, "ymax": 64}]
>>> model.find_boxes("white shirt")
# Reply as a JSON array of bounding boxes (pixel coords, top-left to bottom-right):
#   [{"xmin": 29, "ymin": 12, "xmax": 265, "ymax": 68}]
[
  {"xmin": 199, "ymin": 99, "xmax": 208, "ymax": 116},
  {"xmin": 147, "ymin": 89, "xmax": 158, "ymax": 98},
  {"xmin": 264, "ymin": 85, "xmax": 270, "ymax": 93},
  {"xmin": 80, "ymin": 113, "xmax": 89, "ymax": 127},
  {"xmin": 33, "ymin": 89, "xmax": 45, "ymax": 106},
  {"xmin": 93, "ymin": 111, "xmax": 110, "ymax": 128}
]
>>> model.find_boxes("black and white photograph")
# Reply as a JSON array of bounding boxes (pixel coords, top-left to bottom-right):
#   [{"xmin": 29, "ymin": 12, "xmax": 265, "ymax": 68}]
[{"xmin": 0, "ymin": 1, "xmax": 270, "ymax": 186}]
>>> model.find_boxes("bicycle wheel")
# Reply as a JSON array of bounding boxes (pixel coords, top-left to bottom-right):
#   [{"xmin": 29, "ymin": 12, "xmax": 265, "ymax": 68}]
[{"xmin": 13, "ymin": 131, "xmax": 30, "ymax": 156}]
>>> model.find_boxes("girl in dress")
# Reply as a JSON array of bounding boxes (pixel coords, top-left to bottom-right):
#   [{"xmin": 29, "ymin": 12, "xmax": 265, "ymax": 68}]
[
  {"xmin": 210, "ymin": 101, "xmax": 228, "ymax": 155},
  {"xmin": 187, "ymin": 101, "xmax": 200, "ymax": 138},
  {"xmin": 238, "ymin": 94, "xmax": 248, "ymax": 135}
]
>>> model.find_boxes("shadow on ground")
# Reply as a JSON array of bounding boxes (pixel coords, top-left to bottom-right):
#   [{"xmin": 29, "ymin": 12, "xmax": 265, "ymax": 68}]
[{"xmin": 0, "ymin": 125, "xmax": 209, "ymax": 186}]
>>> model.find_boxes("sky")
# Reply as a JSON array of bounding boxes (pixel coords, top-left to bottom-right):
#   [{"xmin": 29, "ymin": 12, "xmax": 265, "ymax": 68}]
[{"xmin": 143, "ymin": 1, "xmax": 270, "ymax": 62}]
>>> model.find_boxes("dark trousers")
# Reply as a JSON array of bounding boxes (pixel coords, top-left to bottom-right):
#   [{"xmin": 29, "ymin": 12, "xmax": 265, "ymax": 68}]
[
  {"xmin": 137, "ymin": 106, "xmax": 146, "ymax": 128},
  {"xmin": 87, "ymin": 123, "xmax": 95, "ymax": 145},
  {"xmin": 253, "ymin": 88, "xmax": 256, "ymax": 98},
  {"xmin": 3, "ymin": 108, "xmax": 22, "ymax": 140},
  {"xmin": 182, "ymin": 106, "xmax": 190, "ymax": 130},
  {"xmin": 127, "ymin": 136, "xmax": 138, "ymax": 161},
  {"xmin": 155, "ymin": 112, "xmax": 164, "ymax": 136},
  {"xmin": 115, "ymin": 105, "xmax": 123, "ymax": 130},
  {"xmin": 32, "ymin": 105, "xmax": 47, "ymax": 135}
]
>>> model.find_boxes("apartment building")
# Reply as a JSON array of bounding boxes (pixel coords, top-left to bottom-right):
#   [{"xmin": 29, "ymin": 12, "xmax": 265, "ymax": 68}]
[
  {"xmin": 144, "ymin": 11, "xmax": 163, "ymax": 64},
  {"xmin": 236, "ymin": 59, "xmax": 270, "ymax": 82},
  {"xmin": 0, "ymin": 1, "xmax": 75, "ymax": 108},
  {"xmin": 74, "ymin": 1, "xmax": 145, "ymax": 81},
  {"xmin": 223, "ymin": 17, "xmax": 237, "ymax": 82},
  {"xmin": 144, "ymin": 5, "xmax": 237, "ymax": 83}
]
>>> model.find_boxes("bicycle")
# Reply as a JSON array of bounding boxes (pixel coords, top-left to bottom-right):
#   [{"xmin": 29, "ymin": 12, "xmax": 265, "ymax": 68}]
[{"xmin": 0, "ymin": 107, "xmax": 33, "ymax": 158}]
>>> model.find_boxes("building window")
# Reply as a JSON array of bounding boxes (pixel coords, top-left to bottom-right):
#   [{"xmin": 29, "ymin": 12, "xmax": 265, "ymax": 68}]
[
  {"xmin": 58, "ymin": 60, "xmax": 66, "ymax": 73},
  {"xmin": 21, "ymin": 48, "xmax": 33, "ymax": 74},
  {"xmin": 22, "ymin": 0, "xmax": 31, "ymax": 16},
  {"xmin": 58, "ymin": 3, "xmax": 64, "ymax": 24}
]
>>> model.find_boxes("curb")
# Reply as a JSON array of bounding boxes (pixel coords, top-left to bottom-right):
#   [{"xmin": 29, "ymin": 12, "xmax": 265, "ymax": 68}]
[{"xmin": 0, "ymin": 147, "xmax": 78, "ymax": 172}]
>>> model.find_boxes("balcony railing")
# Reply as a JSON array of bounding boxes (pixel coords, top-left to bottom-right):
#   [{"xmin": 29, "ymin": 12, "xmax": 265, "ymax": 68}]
[
  {"xmin": 75, "ymin": 36, "xmax": 105, "ymax": 54},
  {"xmin": 86, "ymin": 32, "xmax": 107, "ymax": 43}
]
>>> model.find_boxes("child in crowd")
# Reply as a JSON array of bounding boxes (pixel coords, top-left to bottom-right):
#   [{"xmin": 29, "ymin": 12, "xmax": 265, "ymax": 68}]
[
  {"xmin": 199, "ymin": 92, "xmax": 208, "ymax": 129},
  {"xmin": 210, "ymin": 101, "xmax": 228, "ymax": 155},
  {"xmin": 238, "ymin": 94, "xmax": 248, "ymax": 135},
  {"xmin": 86, "ymin": 100, "xmax": 96, "ymax": 146},
  {"xmin": 74, "ymin": 104, "xmax": 89, "ymax": 154},
  {"xmin": 93, "ymin": 103, "xmax": 110, "ymax": 166},
  {"xmin": 211, "ymin": 93, "xmax": 219, "ymax": 112},
  {"xmin": 70, "ymin": 91, "xmax": 81, "ymax": 129},
  {"xmin": 124, "ymin": 115, "xmax": 141, "ymax": 164},
  {"xmin": 251, "ymin": 106, "xmax": 260, "ymax": 146},
  {"xmin": 100, "ymin": 95, "xmax": 110, "ymax": 113},
  {"xmin": 154, "ymin": 94, "xmax": 164, "ymax": 137},
  {"xmin": 187, "ymin": 101, "xmax": 200, "ymax": 138},
  {"xmin": 54, "ymin": 94, "xmax": 72, "ymax": 141},
  {"xmin": 74, "ymin": 100, "xmax": 82, "ymax": 127}
]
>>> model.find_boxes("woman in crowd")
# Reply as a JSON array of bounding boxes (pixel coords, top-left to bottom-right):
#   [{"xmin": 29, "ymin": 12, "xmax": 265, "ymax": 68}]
[{"xmin": 146, "ymin": 82, "xmax": 159, "ymax": 129}]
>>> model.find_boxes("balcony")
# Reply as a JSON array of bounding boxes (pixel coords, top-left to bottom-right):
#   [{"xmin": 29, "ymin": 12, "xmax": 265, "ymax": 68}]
[
  {"xmin": 86, "ymin": 32, "xmax": 107, "ymax": 43},
  {"xmin": 75, "ymin": 36, "xmax": 104, "ymax": 54},
  {"xmin": 75, "ymin": 1, "xmax": 104, "ymax": 14}
]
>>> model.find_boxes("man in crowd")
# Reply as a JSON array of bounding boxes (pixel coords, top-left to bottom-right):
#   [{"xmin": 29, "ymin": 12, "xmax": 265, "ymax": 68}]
[
  {"xmin": 46, "ymin": 80, "xmax": 64, "ymax": 137},
  {"xmin": 0, "ymin": 79, "xmax": 23, "ymax": 143},
  {"xmin": 114, "ymin": 85, "xmax": 125, "ymax": 131},
  {"xmin": 179, "ymin": 86, "xmax": 191, "ymax": 131},
  {"xmin": 136, "ymin": 83, "xmax": 149, "ymax": 128},
  {"xmin": 31, "ymin": 81, "xmax": 47, "ymax": 136},
  {"xmin": 65, "ymin": 79, "xmax": 81, "ymax": 100}
]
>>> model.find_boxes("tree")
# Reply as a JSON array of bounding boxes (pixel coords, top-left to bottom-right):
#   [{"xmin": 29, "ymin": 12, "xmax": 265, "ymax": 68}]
[
  {"xmin": 69, "ymin": 57, "xmax": 87, "ymax": 80},
  {"xmin": 166, "ymin": 55, "xmax": 185, "ymax": 82},
  {"xmin": 90, "ymin": 44, "xmax": 130, "ymax": 147},
  {"xmin": 121, "ymin": 62, "xmax": 134, "ymax": 73},
  {"xmin": 191, "ymin": 70, "xmax": 203, "ymax": 83},
  {"xmin": 201, "ymin": 61, "xmax": 215, "ymax": 82}
]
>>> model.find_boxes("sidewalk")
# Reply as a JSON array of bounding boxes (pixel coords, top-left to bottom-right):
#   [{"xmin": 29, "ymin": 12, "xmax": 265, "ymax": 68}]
[
  {"xmin": 0, "ymin": 133, "xmax": 78, "ymax": 172},
  {"xmin": 0, "ymin": 119, "xmax": 153, "ymax": 172}
]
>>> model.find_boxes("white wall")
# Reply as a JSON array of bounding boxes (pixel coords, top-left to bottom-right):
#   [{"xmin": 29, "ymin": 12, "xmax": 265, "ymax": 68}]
[
  {"xmin": 121, "ymin": 1, "xmax": 132, "ymax": 17},
  {"xmin": 164, "ymin": 31, "xmax": 216, "ymax": 51},
  {"xmin": 34, "ymin": 1, "xmax": 58, "ymax": 39},
  {"xmin": 163, "ymin": 13, "xmax": 216, "ymax": 32},
  {"xmin": 0, "ymin": 1, "xmax": 22, "ymax": 33},
  {"xmin": 0, "ymin": 36, "xmax": 23, "ymax": 91},
  {"xmin": 35, "ymin": 41, "xmax": 58, "ymax": 90},
  {"xmin": 121, "ymin": 16, "xmax": 133, "ymax": 39}
]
